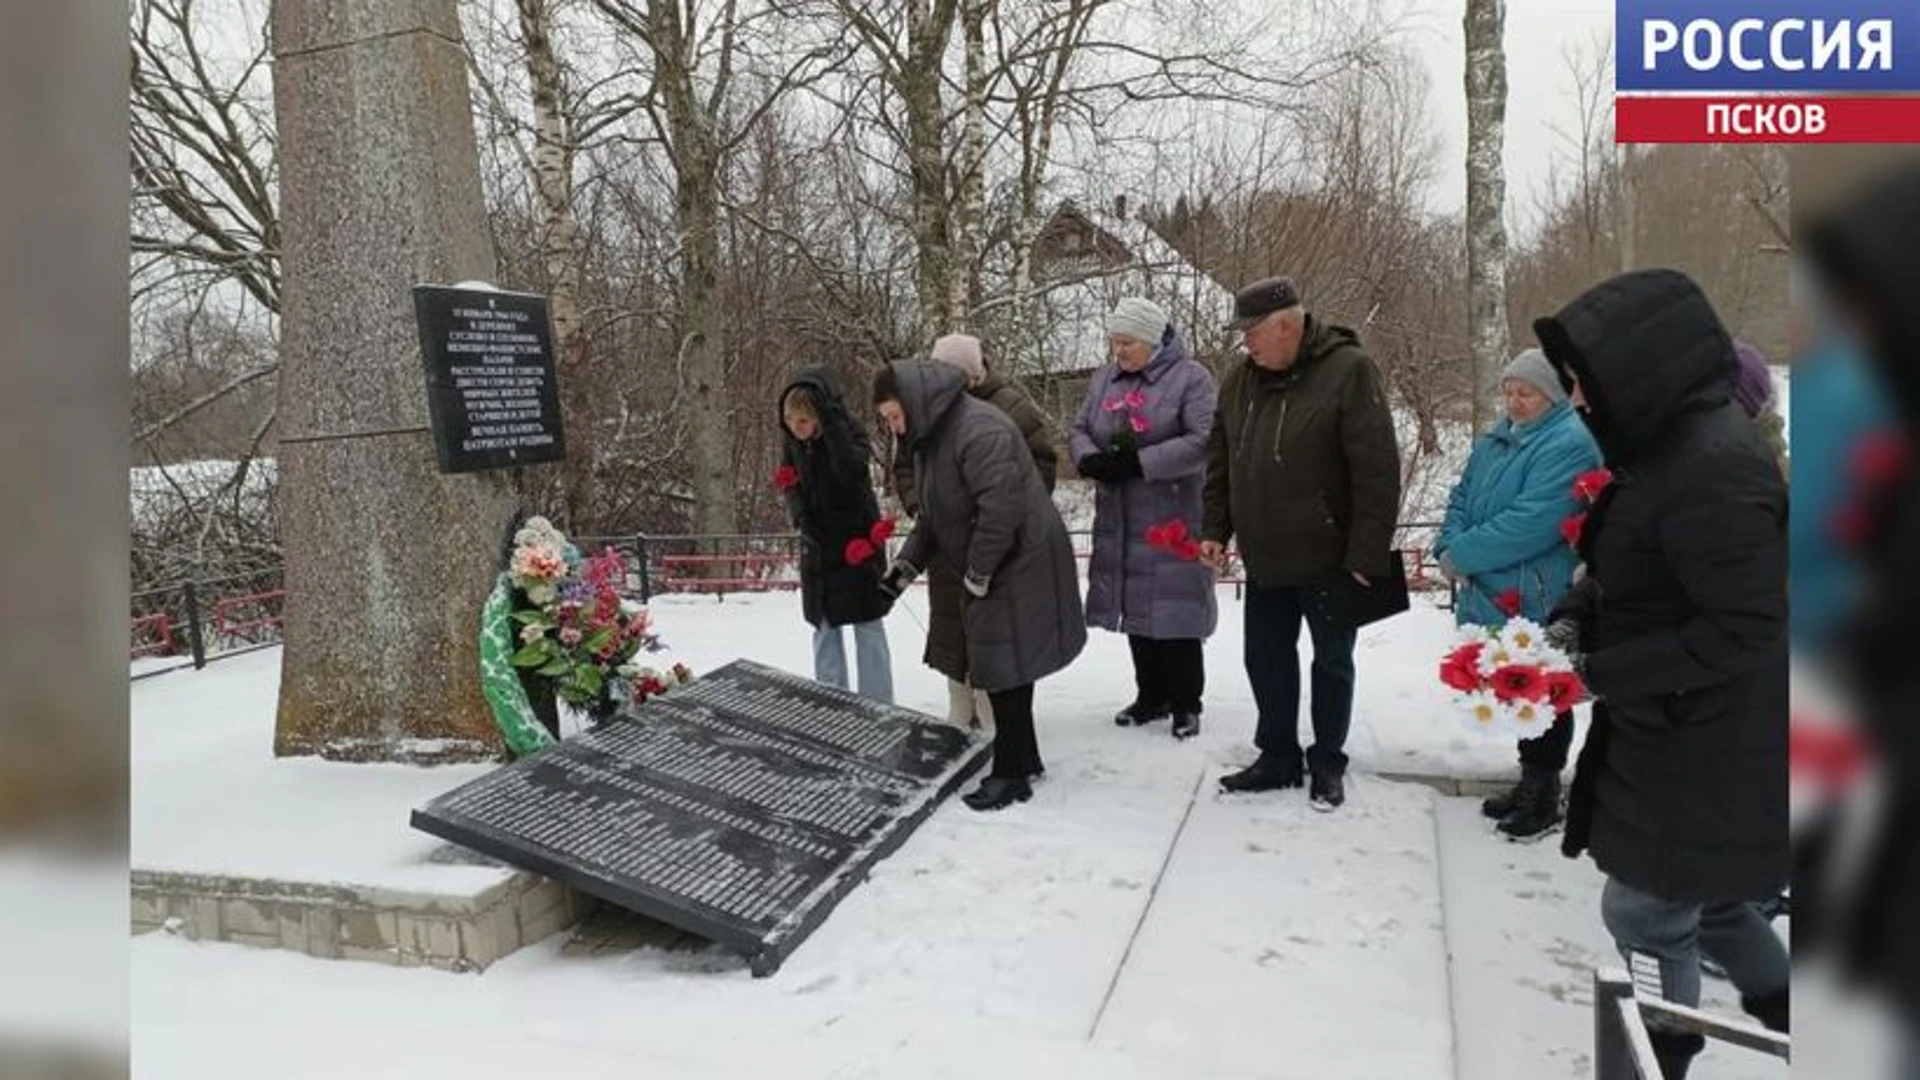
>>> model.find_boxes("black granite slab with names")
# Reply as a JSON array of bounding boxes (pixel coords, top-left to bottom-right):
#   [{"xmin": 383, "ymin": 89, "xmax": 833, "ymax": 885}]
[
  {"xmin": 410, "ymin": 660, "xmax": 988, "ymax": 975},
  {"xmin": 412, "ymin": 284, "xmax": 567, "ymax": 473}
]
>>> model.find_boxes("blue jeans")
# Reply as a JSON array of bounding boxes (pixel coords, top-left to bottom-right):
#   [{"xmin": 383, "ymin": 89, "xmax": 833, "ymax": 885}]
[
  {"xmin": 1245, "ymin": 583, "xmax": 1357, "ymax": 775},
  {"xmin": 813, "ymin": 620, "xmax": 894, "ymax": 704},
  {"xmin": 1600, "ymin": 876, "xmax": 1791, "ymax": 1019}
]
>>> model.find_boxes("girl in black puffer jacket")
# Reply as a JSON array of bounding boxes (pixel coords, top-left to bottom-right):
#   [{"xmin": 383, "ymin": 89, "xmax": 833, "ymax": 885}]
[{"xmin": 779, "ymin": 366, "xmax": 895, "ymax": 702}]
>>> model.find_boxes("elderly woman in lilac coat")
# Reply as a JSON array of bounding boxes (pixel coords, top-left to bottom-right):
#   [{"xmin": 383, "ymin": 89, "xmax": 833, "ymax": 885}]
[{"xmin": 1070, "ymin": 297, "xmax": 1220, "ymax": 740}]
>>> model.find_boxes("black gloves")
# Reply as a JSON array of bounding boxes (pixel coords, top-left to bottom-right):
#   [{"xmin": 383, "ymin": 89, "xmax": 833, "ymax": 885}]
[
  {"xmin": 1078, "ymin": 446, "xmax": 1142, "ymax": 483},
  {"xmin": 879, "ymin": 558, "xmax": 918, "ymax": 599}
]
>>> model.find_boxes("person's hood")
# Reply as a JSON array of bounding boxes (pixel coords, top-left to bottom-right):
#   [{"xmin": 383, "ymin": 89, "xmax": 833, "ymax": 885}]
[
  {"xmin": 893, "ymin": 360, "xmax": 968, "ymax": 447},
  {"xmin": 1533, "ymin": 269, "xmax": 1735, "ymax": 465}
]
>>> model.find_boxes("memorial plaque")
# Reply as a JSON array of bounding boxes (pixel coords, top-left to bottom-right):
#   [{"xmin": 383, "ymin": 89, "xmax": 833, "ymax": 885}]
[
  {"xmin": 411, "ymin": 660, "xmax": 989, "ymax": 975},
  {"xmin": 412, "ymin": 284, "xmax": 567, "ymax": 473}
]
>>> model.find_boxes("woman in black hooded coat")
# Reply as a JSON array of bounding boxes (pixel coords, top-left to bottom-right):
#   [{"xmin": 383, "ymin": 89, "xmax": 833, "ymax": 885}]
[
  {"xmin": 779, "ymin": 366, "xmax": 895, "ymax": 702},
  {"xmin": 1535, "ymin": 269, "xmax": 1790, "ymax": 1079}
]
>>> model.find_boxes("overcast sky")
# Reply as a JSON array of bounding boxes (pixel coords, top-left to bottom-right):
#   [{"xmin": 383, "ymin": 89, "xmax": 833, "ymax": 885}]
[{"xmin": 1403, "ymin": 0, "xmax": 1616, "ymax": 225}]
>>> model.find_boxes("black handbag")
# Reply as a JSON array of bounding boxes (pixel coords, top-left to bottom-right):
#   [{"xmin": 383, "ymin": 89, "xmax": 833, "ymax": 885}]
[{"xmin": 1309, "ymin": 550, "xmax": 1412, "ymax": 630}]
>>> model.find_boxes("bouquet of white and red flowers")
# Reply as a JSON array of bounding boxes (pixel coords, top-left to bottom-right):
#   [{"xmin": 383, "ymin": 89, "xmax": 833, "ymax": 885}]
[{"xmin": 1438, "ymin": 616, "xmax": 1586, "ymax": 739}]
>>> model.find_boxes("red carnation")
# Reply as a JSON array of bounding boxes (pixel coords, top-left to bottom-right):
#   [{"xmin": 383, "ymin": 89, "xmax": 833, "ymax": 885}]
[
  {"xmin": 1439, "ymin": 642, "xmax": 1485, "ymax": 693},
  {"xmin": 1144, "ymin": 523, "xmax": 1170, "ymax": 548},
  {"xmin": 1571, "ymin": 468, "xmax": 1613, "ymax": 502},
  {"xmin": 1791, "ymin": 717, "xmax": 1868, "ymax": 789},
  {"xmin": 772, "ymin": 464, "xmax": 801, "ymax": 492},
  {"xmin": 1440, "ymin": 659, "xmax": 1481, "ymax": 693},
  {"xmin": 1560, "ymin": 512, "xmax": 1587, "ymax": 549},
  {"xmin": 844, "ymin": 537, "xmax": 876, "ymax": 565},
  {"xmin": 1490, "ymin": 664, "xmax": 1550, "ymax": 704},
  {"xmin": 869, "ymin": 516, "xmax": 897, "ymax": 545},
  {"xmin": 1851, "ymin": 432, "xmax": 1910, "ymax": 488},
  {"xmin": 1494, "ymin": 588, "xmax": 1523, "ymax": 618},
  {"xmin": 1173, "ymin": 539, "xmax": 1202, "ymax": 561},
  {"xmin": 1543, "ymin": 671, "xmax": 1585, "ymax": 710}
]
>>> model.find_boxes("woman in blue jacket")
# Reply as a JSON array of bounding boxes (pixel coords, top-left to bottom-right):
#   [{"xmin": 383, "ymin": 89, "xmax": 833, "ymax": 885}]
[{"xmin": 1435, "ymin": 348, "xmax": 1602, "ymax": 841}]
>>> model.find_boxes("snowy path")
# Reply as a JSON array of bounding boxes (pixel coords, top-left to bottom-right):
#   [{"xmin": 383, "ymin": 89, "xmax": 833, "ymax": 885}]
[{"xmin": 1092, "ymin": 773, "xmax": 1453, "ymax": 1079}]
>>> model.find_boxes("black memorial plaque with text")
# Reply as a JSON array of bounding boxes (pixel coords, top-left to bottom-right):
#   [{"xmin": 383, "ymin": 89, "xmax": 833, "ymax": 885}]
[
  {"xmin": 413, "ymin": 284, "xmax": 567, "ymax": 473},
  {"xmin": 411, "ymin": 660, "xmax": 988, "ymax": 975}
]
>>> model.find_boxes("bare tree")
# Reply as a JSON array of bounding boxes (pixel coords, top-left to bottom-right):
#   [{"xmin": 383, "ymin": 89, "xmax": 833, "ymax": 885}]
[
  {"xmin": 1462, "ymin": 0, "xmax": 1510, "ymax": 432},
  {"xmin": 130, "ymin": 0, "xmax": 280, "ymax": 318}
]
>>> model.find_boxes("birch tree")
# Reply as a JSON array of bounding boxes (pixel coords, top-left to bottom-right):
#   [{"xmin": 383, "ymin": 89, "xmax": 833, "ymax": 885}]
[
  {"xmin": 1463, "ymin": 0, "xmax": 1509, "ymax": 433},
  {"xmin": 589, "ymin": 0, "xmax": 843, "ymax": 538}
]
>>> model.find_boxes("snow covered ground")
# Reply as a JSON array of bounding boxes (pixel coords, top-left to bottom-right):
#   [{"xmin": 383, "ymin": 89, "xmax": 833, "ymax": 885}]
[{"xmin": 130, "ymin": 588, "xmax": 1785, "ymax": 1079}]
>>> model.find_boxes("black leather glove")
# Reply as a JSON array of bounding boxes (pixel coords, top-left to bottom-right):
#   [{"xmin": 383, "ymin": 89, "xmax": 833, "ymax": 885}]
[
  {"xmin": 878, "ymin": 558, "xmax": 918, "ymax": 599},
  {"xmin": 1078, "ymin": 452, "xmax": 1117, "ymax": 482},
  {"xmin": 1110, "ymin": 444, "xmax": 1143, "ymax": 480}
]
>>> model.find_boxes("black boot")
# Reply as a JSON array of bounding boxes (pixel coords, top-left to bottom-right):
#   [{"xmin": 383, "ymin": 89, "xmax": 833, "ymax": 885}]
[
  {"xmin": 1309, "ymin": 767, "xmax": 1346, "ymax": 812},
  {"xmin": 1114, "ymin": 701, "xmax": 1171, "ymax": 727},
  {"xmin": 1496, "ymin": 765, "xmax": 1563, "ymax": 841},
  {"xmin": 1742, "ymin": 987, "xmax": 1789, "ymax": 1033},
  {"xmin": 1220, "ymin": 755, "xmax": 1303, "ymax": 794},
  {"xmin": 1481, "ymin": 779, "xmax": 1522, "ymax": 820},
  {"xmin": 961, "ymin": 776, "xmax": 1032, "ymax": 811},
  {"xmin": 1648, "ymin": 1030, "xmax": 1705, "ymax": 1079},
  {"xmin": 1170, "ymin": 709, "xmax": 1201, "ymax": 740}
]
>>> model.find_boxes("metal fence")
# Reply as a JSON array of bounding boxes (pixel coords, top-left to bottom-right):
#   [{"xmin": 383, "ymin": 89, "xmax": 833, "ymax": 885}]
[
  {"xmin": 576, "ymin": 522, "xmax": 1449, "ymax": 604},
  {"xmin": 1592, "ymin": 969, "xmax": 1790, "ymax": 1079},
  {"xmin": 129, "ymin": 522, "xmax": 1450, "ymax": 676},
  {"xmin": 130, "ymin": 565, "xmax": 285, "ymax": 679}
]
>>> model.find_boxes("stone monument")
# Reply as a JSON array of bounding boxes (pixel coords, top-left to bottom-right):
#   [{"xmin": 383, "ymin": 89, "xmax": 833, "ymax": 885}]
[{"xmin": 270, "ymin": 1, "xmax": 517, "ymax": 762}]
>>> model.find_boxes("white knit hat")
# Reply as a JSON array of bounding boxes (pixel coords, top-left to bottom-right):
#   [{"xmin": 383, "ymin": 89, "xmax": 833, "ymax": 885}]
[
  {"xmin": 1107, "ymin": 297, "xmax": 1169, "ymax": 347},
  {"xmin": 929, "ymin": 333, "xmax": 985, "ymax": 383}
]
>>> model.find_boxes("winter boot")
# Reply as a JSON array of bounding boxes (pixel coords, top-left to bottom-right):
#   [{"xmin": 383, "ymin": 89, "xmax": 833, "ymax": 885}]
[
  {"xmin": 1170, "ymin": 707, "xmax": 1201, "ymax": 740},
  {"xmin": 1309, "ymin": 768, "xmax": 1346, "ymax": 812},
  {"xmin": 961, "ymin": 776, "xmax": 1032, "ymax": 812},
  {"xmin": 1219, "ymin": 754, "xmax": 1304, "ymax": 794},
  {"xmin": 1648, "ymin": 1030, "xmax": 1705, "ymax": 1079},
  {"xmin": 1742, "ymin": 986, "xmax": 1789, "ymax": 1034},
  {"xmin": 1481, "ymin": 779, "xmax": 1523, "ymax": 820},
  {"xmin": 1115, "ymin": 700, "xmax": 1171, "ymax": 727},
  {"xmin": 1496, "ymin": 765, "xmax": 1564, "ymax": 841}
]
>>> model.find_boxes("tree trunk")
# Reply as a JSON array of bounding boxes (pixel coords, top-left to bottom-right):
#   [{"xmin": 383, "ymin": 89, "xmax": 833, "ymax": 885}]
[
  {"xmin": 905, "ymin": 62, "xmax": 952, "ymax": 338},
  {"xmin": 271, "ymin": 0, "xmax": 515, "ymax": 762},
  {"xmin": 654, "ymin": 0, "xmax": 737, "ymax": 537},
  {"xmin": 948, "ymin": 0, "xmax": 990, "ymax": 333},
  {"xmin": 1618, "ymin": 142, "xmax": 1637, "ymax": 272},
  {"xmin": 515, "ymin": 0, "xmax": 595, "ymax": 532},
  {"xmin": 1463, "ymin": 0, "xmax": 1510, "ymax": 434}
]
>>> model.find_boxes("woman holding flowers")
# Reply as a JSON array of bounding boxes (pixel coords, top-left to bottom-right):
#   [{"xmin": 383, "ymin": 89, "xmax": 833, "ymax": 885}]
[
  {"xmin": 1534, "ymin": 270, "xmax": 1791, "ymax": 1076},
  {"xmin": 1433, "ymin": 347, "xmax": 1603, "ymax": 841},
  {"xmin": 1070, "ymin": 297, "xmax": 1220, "ymax": 741},
  {"xmin": 778, "ymin": 366, "xmax": 895, "ymax": 703}
]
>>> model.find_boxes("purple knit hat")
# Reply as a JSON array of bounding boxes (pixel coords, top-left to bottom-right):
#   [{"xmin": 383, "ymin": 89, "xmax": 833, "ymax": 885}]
[{"xmin": 1730, "ymin": 339, "xmax": 1774, "ymax": 418}]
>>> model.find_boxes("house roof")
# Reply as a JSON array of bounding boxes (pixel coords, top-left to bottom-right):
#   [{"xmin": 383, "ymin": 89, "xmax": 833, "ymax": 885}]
[{"xmin": 1026, "ymin": 201, "xmax": 1236, "ymax": 378}]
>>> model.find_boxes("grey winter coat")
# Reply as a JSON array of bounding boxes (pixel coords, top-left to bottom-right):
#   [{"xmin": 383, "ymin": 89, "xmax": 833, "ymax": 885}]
[
  {"xmin": 1069, "ymin": 325, "xmax": 1219, "ymax": 640},
  {"xmin": 892, "ymin": 361, "xmax": 1088, "ymax": 692}
]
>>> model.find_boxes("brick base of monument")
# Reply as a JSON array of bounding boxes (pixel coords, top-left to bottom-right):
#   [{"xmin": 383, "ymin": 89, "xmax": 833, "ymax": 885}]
[{"xmin": 132, "ymin": 867, "xmax": 599, "ymax": 972}]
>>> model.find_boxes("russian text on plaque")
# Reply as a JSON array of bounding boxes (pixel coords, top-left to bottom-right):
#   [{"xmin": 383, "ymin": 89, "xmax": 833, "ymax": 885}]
[
  {"xmin": 413, "ymin": 284, "xmax": 568, "ymax": 473},
  {"xmin": 411, "ymin": 660, "xmax": 990, "ymax": 975}
]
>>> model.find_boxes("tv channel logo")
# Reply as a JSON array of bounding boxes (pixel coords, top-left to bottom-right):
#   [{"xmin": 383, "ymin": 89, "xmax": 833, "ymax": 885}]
[{"xmin": 1615, "ymin": 0, "xmax": 1920, "ymax": 143}]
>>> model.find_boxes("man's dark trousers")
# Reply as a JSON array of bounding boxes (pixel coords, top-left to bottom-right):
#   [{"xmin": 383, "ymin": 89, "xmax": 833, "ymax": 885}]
[{"xmin": 1244, "ymin": 582, "xmax": 1356, "ymax": 775}]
